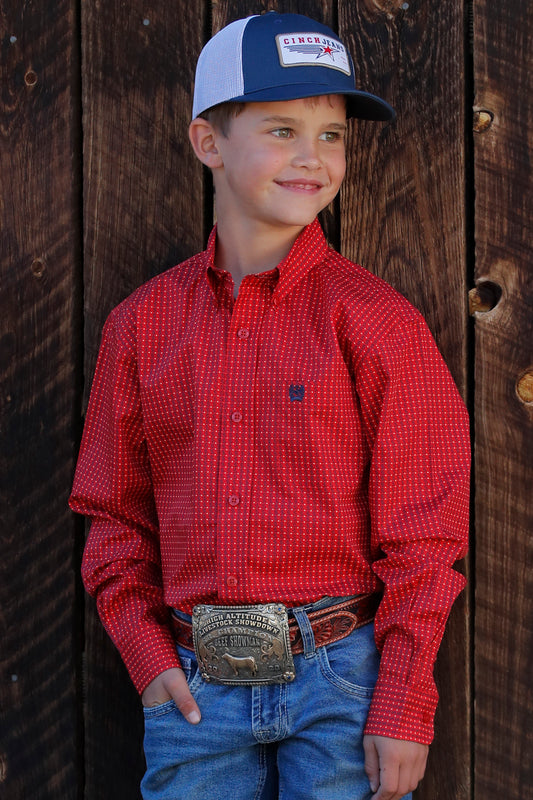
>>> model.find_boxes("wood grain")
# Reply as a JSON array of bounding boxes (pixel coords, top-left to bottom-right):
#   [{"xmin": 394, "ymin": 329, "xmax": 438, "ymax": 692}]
[
  {"xmin": 0, "ymin": 1, "xmax": 81, "ymax": 797},
  {"xmin": 472, "ymin": 0, "xmax": 533, "ymax": 795},
  {"xmin": 82, "ymin": 0, "xmax": 206, "ymax": 380},
  {"xmin": 211, "ymin": 0, "xmax": 335, "ymax": 31},
  {"xmin": 339, "ymin": 2, "xmax": 470, "ymax": 798},
  {"xmin": 82, "ymin": 1, "xmax": 206, "ymax": 797}
]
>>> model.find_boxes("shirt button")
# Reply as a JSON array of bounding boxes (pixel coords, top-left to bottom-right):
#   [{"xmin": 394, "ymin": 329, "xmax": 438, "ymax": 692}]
[
  {"xmin": 227, "ymin": 575, "xmax": 238, "ymax": 587},
  {"xmin": 228, "ymin": 494, "xmax": 240, "ymax": 506},
  {"xmin": 237, "ymin": 327, "xmax": 250, "ymax": 339},
  {"xmin": 231, "ymin": 411, "xmax": 243, "ymax": 423}
]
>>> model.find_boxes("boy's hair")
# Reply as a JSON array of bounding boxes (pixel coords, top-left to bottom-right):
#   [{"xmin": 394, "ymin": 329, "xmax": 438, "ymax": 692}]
[
  {"xmin": 198, "ymin": 102, "xmax": 246, "ymax": 137},
  {"xmin": 198, "ymin": 95, "xmax": 347, "ymax": 138}
]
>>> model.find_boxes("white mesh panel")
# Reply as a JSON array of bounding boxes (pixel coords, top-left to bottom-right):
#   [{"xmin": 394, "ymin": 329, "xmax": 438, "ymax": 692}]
[{"xmin": 192, "ymin": 16, "xmax": 257, "ymax": 118}]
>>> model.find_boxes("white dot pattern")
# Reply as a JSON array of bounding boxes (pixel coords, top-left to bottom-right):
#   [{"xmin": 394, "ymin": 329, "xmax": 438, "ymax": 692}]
[{"xmin": 70, "ymin": 219, "xmax": 470, "ymax": 743}]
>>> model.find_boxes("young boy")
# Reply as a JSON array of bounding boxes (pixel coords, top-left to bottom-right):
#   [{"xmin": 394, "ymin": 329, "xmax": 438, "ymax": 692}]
[{"xmin": 70, "ymin": 12, "xmax": 470, "ymax": 800}]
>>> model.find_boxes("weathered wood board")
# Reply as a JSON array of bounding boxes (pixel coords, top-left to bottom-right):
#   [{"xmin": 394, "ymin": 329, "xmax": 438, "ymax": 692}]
[
  {"xmin": 0, "ymin": 1, "xmax": 81, "ymax": 797},
  {"xmin": 472, "ymin": 0, "xmax": 533, "ymax": 795}
]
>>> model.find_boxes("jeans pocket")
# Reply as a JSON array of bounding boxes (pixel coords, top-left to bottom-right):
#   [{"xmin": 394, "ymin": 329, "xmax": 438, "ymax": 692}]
[
  {"xmin": 317, "ymin": 623, "xmax": 380, "ymax": 698},
  {"xmin": 143, "ymin": 698, "xmax": 177, "ymax": 719},
  {"xmin": 142, "ymin": 646, "xmax": 201, "ymax": 721}
]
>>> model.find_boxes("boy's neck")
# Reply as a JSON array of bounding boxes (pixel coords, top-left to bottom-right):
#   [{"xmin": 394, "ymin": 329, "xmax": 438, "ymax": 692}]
[{"xmin": 214, "ymin": 216, "xmax": 306, "ymax": 293}]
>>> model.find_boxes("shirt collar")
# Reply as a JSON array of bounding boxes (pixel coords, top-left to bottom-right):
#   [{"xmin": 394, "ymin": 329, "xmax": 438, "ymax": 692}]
[
  {"xmin": 204, "ymin": 219, "xmax": 329, "ymax": 304},
  {"xmin": 272, "ymin": 219, "xmax": 329, "ymax": 303}
]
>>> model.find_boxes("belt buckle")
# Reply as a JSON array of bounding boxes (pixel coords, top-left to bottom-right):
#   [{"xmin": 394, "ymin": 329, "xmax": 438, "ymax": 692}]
[{"xmin": 192, "ymin": 603, "xmax": 296, "ymax": 686}]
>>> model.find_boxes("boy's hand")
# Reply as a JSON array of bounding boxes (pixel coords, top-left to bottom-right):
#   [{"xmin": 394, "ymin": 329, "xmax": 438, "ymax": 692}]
[
  {"xmin": 141, "ymin": 667, "xmax": 201, "ymax": 724},
  {"xmin": 363, "ymin": 734, "xmax": 428, "ymax": 799}
]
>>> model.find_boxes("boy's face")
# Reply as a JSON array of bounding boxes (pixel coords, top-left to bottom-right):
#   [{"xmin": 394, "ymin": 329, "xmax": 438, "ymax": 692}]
[{"xmin": 209, "ymin": 95, "xmax": 347, "ymax": 235}]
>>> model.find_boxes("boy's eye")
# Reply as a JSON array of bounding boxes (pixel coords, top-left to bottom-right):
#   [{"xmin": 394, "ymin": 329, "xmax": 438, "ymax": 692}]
[
  {"xmin": 320, "ymin": 131, "xmax": 343, "ymax": 143},
  {"xmin": 271, "ymin": 128, "xmax": 293, "ymax": 138}
]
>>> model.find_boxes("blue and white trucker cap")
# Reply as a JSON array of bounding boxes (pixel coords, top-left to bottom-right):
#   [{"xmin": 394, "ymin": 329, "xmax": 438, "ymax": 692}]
[{"xmin": 192, "ymin": 12, "xmax": 395, "ymax": 122}]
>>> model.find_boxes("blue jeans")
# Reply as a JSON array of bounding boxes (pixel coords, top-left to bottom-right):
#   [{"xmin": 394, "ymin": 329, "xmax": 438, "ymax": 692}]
[{"xmin": 141, "ymin": 599, "xmax": 411, "ymax": 800}]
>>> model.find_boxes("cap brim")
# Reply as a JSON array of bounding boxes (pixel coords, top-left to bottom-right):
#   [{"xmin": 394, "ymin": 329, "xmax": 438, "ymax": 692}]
[
  {"xmin": 220, "ymin": 84, "xmax": 395, "ymax": 122},
  {"xmin": 345, "ymin": 90, "xmax": 396, "ymax": 122}
]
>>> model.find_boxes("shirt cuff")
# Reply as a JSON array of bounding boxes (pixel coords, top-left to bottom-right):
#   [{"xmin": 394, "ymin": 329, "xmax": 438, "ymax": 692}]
[
  {"xmin": 118, "ymin": 623, "xmax": 181, "ymax": 694},
  {"xmin": 364, "ymin": 675, "xmax": 438, "ymax": 745}
]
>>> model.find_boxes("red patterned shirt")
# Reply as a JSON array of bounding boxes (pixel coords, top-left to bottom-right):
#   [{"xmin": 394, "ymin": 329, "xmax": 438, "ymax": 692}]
[{"xmin": 70, "ymin": 220, "xmax": 469, "ymax": 744}]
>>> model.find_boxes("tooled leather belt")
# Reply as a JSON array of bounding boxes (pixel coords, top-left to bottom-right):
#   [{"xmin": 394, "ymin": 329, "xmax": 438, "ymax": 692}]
[{"xmin": 170, "ymin": 592, "xmax": 380, "ymax": 657}]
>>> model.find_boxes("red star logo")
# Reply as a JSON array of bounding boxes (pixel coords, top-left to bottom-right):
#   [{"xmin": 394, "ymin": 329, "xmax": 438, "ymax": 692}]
[{"xmin": 322, "ymin": 46, "xmax": 333, "ymax": 56}]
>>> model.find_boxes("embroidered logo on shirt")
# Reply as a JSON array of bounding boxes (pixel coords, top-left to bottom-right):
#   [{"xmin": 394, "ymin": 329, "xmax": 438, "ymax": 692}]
[{"xmin": 289, "ymin": 384, "xmax": 305, "ymax": 402}]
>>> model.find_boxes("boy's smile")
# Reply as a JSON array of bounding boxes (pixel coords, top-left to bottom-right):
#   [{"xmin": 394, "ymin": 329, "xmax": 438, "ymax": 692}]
[{"xmin": 209, "ymin": 95, "xmax": 347, "ymax": 238}]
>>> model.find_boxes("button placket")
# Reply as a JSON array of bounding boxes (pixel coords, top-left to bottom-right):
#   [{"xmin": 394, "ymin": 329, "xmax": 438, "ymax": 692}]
[{"xmin": 215, "ymin": 281, "xmax": 267, "ymax": 597}]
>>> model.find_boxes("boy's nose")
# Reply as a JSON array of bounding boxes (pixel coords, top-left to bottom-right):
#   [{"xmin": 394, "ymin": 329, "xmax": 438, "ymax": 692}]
[{"xmin": 291, "ymin": 140, "xmax": 322, "ymax": 170}]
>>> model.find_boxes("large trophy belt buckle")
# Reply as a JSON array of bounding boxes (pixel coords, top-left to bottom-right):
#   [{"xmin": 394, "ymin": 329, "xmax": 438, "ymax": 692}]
[{"xmin": 192, "ymin": 603, "xmax": 296, "ymax": 686}]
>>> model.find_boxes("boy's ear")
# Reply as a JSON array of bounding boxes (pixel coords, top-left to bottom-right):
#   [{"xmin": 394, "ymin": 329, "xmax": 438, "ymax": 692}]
[{"xmin": 188, "ymin": 118, "xmax": 223, "ymax": 169}]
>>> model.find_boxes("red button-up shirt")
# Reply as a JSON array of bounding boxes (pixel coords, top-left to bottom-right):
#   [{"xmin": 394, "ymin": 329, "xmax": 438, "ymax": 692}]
[{"xmin": 70, "ymin": 220, "xmax": 469, "ymax": 744}]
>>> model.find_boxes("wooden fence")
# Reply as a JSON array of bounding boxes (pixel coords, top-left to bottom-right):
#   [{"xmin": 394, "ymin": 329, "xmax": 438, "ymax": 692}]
[{"xmin": 1, "ymin": 0, "xmax": 531, "ymax": 797}]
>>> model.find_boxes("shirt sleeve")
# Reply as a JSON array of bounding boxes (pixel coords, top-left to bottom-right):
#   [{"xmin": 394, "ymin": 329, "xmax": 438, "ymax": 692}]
[
  {"xmin": 355, "ymin": 314, "xmax": 470, "ymax": 744},
  {"xmin": 69, "ymin": 306, "xmax": 180, "ymax": 693}
]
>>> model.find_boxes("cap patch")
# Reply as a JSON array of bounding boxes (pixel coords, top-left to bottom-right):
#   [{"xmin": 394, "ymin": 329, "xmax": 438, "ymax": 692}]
[{"xmin": 276, "ymin": 32, "xmax": 351, "ymax": 76}]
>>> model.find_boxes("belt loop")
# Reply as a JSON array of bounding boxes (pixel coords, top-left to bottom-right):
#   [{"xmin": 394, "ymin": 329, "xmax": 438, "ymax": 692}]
[{"xmin": 291, "ymin": 606, "xmax": 316, "ymax": 659}]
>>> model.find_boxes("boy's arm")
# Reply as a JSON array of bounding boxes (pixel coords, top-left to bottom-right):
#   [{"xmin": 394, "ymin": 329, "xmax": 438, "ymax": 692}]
[
  {"xmin": 70, "ymin": 306, "xmax": 180, "ymax": 694},
  {"xmin": 355, "ymin": 313, "xmax": 470, "ymax": 746}
]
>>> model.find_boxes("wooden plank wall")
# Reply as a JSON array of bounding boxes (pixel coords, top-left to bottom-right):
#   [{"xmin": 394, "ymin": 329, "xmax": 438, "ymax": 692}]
[
  {"xmin": 0, "ymin": 2, "xmax": 81, "ymax": 798},
  {"xmin": 1, "ymin": 0, "xmax": 531, "ymax": 798},
  {"xmin": 472, "ymin": 0, "xmax": 533, "ymax": 796}
]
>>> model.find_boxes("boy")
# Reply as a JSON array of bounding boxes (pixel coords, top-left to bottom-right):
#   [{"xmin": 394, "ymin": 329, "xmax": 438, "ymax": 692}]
[{"xmin": 70, "ymin": 12, "xmax": 470, "ymax": 800}]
